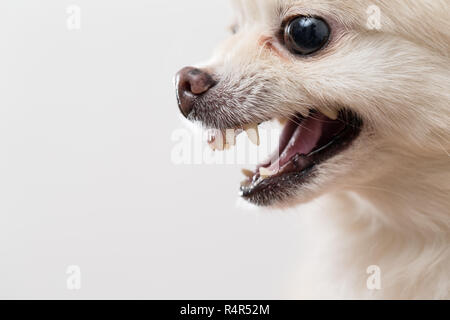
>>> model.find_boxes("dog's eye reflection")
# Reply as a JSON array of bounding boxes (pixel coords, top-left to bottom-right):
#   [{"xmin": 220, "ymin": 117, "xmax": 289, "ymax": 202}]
[{"xmin": 284, "ymin": 16, "xmax": 330, "ymax": 55}]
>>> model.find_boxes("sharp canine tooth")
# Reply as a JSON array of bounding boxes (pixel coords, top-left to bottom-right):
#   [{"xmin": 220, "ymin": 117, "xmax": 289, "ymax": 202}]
[
  {"xmin": 225, "ymin": 129, "xmax": 236, "ymax": 146},
  {"xmin": 320, "ymin": 108, "xmax": 338, "ymax": 120},
  {"xmin": 244, "ymin": 124, "xmax": 260, "ymax": 146},
  {"xmin": 278, "ymin": 118, "xmax": 288, "ymax": 126},
  {"xmin": 213, "ymin": 130, "xmax": 224, "ymax": 151},
  {"xmin": 216, "ymin": 142, "xmax": 224, "ymax": 151},
  {"xmin": 241, "ymin": 169, "xmax": 254, "ymax": 178},
  {"xmin": 259, "ymin": 167, "xmax": 276, "ymax": 178}
]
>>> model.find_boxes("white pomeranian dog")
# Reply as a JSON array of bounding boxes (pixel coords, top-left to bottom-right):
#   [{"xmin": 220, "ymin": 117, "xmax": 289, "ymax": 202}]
[{"xmin": 175, "ymin": 0, "xmax": 450, "ymax": 299}]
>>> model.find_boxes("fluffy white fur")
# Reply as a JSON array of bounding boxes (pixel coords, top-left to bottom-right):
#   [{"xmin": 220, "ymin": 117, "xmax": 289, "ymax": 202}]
[{"xmin": 199, "ymin": 0, "xmax": 450, "ymax": 299}]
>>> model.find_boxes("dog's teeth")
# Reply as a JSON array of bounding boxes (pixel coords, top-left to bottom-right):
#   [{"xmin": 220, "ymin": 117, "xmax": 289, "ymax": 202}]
[
  {"xmin": 241, "ymin": 169, "xmax": 254, "ymax": 179},
  {"xmin": 244, "ymin": 124, "xmax": 260, "ymax": 146},
  {"xmin": 212, "ymin": 130, "xmax": 224, "ymax": 151},
  {"xmin": 259, "ymin": 167, "xmax": 276, "ymax": 178},
  {"xmin": 216, "ymin": 142, "xmax": 225, "ymax": 151},
  {"xmin": 206, "ymin": 130, "xmax": 217, "ymax": 151},
  {"xmin": 278, "ymin": 118, "xmax": 288, "ymax": 126},
  {"xmin": 319, "ymin": 108, "xmax": 338, "ymax": 120},
  {"xmin": 225, "ymin": 129, "xmax": 236, "ymax": 146}
]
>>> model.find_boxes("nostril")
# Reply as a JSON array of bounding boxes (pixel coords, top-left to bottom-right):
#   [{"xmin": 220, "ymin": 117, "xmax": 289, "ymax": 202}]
[
  {"xmin": 186, "ymin": 68, "xmax": 216, "ymax": 95},
  {"xmin": 175, "ymin": 66, "xmax": 217, "ymax": 118},
  {"xmin": 178, "ymin": 67, "xmax": 216, "ymax": 95}
]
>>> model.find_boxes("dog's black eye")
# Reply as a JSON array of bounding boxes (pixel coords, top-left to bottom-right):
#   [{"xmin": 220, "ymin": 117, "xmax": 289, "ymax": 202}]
[{"xmin": 284, "ymin": 16, "xmax": 330, "ymax": 55}]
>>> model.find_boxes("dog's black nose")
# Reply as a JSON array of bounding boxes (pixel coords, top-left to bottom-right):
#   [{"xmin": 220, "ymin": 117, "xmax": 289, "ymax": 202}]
[{"xmin": 175, "ymin": 67, "xmax": 216, "ymax": 117}]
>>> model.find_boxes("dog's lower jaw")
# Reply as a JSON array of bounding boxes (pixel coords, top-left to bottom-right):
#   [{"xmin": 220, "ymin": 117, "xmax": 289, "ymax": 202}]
[{"xmin": 291, "ymin": 155, "xmax": 450, "ymax": 299}]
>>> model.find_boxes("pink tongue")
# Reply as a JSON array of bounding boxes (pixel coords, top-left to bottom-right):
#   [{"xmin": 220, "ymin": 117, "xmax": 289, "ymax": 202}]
[{"xmin": 266, "ymin": 115, "xmax": 326, "ymax": 172}]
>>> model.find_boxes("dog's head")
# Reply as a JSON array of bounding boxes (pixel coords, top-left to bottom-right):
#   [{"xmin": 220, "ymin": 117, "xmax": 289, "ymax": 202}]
[{"xmin": 175, "ymin": 0, "xmax": 450, "ymax": 207}]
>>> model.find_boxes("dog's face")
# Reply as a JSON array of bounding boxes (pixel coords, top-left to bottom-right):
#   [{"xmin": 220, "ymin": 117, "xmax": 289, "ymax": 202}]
[{"xmin": 175, "ymin": 0, "xmax": 450, "ymax": 207}]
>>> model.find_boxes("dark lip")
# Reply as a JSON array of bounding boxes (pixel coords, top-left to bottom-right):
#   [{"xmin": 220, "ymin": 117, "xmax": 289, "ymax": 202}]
[{"xmin": 240, "ymin": 110, "xmax": 362, "ymax": 206}]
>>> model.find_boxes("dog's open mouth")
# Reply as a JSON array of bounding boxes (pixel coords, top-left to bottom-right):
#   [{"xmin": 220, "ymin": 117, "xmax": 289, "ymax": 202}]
[
  {"xmin": 241, "ymin": 109, "xmax": 362, "ymax": 203},
  {"xmin": 204, "ymin": 108, "xmax": 362, "ymax": 205}
]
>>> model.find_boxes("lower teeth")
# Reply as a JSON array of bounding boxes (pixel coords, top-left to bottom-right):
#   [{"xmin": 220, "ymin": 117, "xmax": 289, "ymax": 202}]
[{"xmin": 259, "ymin": 167, "xmax": 277, "ymax": 178}]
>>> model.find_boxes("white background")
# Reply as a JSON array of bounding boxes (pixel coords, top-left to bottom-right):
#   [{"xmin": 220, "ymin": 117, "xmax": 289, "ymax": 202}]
[{"xmin": 0, "ymin": 0, "xmax": 309, "ymax": 299}]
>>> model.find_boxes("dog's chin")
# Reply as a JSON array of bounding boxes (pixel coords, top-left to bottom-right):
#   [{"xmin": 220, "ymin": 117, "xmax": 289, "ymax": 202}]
[{"xmin": 239, "ymin": 110, "xmax": 363, "ymax": 207}]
